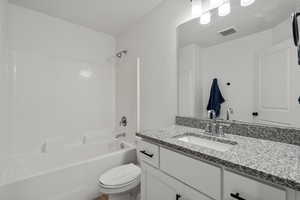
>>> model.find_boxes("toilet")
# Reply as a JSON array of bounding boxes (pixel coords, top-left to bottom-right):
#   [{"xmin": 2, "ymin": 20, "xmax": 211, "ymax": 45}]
[{"xmin": 98, "ymin": 163, "xmax": 141, "ymax": 200}]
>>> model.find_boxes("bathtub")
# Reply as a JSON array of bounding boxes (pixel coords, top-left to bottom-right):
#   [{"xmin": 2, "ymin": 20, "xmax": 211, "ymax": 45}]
[{"xmin": 0, "ymin": 139, "xmax": 137, "ymax": 200}]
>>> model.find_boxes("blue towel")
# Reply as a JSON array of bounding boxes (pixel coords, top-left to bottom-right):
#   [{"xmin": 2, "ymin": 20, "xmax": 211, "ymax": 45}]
[{"xmin": 206, "ymin": 78, "xmax": 225, "ymax": 117}]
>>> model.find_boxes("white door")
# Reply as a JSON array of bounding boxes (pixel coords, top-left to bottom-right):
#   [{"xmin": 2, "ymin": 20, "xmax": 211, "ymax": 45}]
[{"xmin": 255, "ymin": 40, "xmax": 300, "ymax": 127}]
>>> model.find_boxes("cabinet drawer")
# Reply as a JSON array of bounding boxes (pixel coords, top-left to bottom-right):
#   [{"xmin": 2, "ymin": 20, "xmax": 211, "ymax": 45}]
[
  {"xmin": 224, "ymin": 170, "xmax": 286, "ymax": 200},
  {"xmin": 160, "ymin": 148, "xmax": 221, "ymax": 200},
  {"xmin": 138, "ymin": 140, "xmax": 159, "ymax": 168},
  {"xmin": 142, "ymin": 163, "xmax": 213, "ymax": 200}
]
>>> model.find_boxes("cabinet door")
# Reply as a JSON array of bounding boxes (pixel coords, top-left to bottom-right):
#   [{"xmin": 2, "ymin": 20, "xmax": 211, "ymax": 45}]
[
  {"xmin": 142, "ymin": 162, "xmax": 178, "ymax": 200},
  {"xmin": 141, "ymin": 162, "xmax": 212, "ymax": 200}
]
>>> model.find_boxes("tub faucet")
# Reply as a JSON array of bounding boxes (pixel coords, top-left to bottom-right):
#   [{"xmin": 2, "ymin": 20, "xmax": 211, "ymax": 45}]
[{"xmin": 115, "ymin": 132, "xmax": 126, "ymax": 139}]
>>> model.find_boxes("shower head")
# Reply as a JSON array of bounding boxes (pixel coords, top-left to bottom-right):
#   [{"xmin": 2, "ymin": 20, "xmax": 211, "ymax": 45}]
[{"xmin": 116, "ymin": 50, "xmax": 128, "ymax": 58}]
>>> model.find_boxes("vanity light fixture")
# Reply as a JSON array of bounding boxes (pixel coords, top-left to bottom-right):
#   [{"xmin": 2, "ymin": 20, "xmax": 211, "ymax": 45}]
[
  {"xmin": 192, "ymin": 0, "xmax": 255, "ymax": 25},
  {"xmin": 240, "ymin": 0, "xmax": 255, "ymax": 7},
  {"xmin": 218, "ymin": 0, "xmax": 231, "ymax": 16},
  {"xmin": 200, "ymin": 11, "xmax": 211, "ymax": 24}
]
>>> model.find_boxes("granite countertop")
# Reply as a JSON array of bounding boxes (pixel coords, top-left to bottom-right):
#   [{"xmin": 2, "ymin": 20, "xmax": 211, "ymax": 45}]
[{"xmin": 137, "ymin": 125, "xmax": 300, "ymax": 191}]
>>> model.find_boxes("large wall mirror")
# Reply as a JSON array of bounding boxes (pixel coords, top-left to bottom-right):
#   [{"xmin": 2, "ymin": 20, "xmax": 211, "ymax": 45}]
[{"xmin": 177, "ymin": 0, "xmax": 300, "ymax": 127}]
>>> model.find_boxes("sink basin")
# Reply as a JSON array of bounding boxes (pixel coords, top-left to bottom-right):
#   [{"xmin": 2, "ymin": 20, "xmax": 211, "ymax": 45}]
[{"xmin": 174, "ymin": 133, "xmax": 237, "ymax": 152}]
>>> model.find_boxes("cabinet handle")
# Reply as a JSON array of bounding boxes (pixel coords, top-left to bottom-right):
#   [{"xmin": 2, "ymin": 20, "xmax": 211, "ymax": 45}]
[
  {"xmin": 140, "ymin": 150, "xmax": 154, "ymax": 158},
  {"xmin": 252, "ymin": 112, "xmax": 259, "ymax": 117},
  {"xmin": 176, "ymin": 194, "xmax": 181, "ymax": 200},
  {"xmin": 230, "ymin": 193, "xmax": 246, "ymax": 200}
]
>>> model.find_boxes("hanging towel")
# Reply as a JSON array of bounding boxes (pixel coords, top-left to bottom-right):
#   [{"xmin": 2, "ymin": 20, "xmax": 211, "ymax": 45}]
[{"xmin": 206, "ymin": 78, "xmax": 225, "ymax": 117}]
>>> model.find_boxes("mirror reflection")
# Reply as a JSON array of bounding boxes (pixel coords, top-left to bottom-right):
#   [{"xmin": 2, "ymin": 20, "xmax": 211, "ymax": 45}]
[{"xmin": 178, "ymin": 0, "xmax": 300, "ymax": 127}]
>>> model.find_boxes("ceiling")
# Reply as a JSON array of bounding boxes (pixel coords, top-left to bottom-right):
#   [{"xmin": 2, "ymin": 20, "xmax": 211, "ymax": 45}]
[
  {"xmin": 178, "ymin": 0, "xmax": 300, "ymax": 48},
  {"xmin": 9, "ymin": 0, "xmax": 163, "ymax": 36}
]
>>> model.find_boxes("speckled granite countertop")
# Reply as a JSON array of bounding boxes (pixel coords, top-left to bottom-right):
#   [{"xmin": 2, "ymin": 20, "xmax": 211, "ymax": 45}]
[{"xmin": 137, "ymin": 125, "xmax": 300, "ymax": 191}]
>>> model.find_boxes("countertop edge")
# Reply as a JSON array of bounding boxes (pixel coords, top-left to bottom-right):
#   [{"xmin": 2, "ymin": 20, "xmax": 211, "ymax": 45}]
[{"xmin": 136, "ymin": 133, "xmax": 300, "ymax": 191}]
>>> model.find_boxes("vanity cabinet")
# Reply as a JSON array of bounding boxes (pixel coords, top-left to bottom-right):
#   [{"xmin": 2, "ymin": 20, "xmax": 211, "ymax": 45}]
[{"xmin": 138, "ymin": 140, "xmax": 297, "ymax": 200}]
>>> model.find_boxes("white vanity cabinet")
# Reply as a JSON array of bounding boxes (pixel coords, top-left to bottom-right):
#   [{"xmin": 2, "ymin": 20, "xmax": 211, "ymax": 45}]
[{"xmin": 138, "ymin": 139, "xmax": 298, "ymax": 200}]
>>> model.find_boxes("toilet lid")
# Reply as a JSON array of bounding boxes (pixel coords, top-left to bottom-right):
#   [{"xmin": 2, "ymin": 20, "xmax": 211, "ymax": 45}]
[{"xmin": 99, "ymin": 164, "xmax": 141, "ymax": 187}]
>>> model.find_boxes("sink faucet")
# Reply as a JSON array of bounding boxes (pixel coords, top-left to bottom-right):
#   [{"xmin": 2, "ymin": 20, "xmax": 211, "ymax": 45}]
[
  {"xmin": 206, "ymin": 110, "xmax": 217, "ymax": 135},
  {"xmin": 205, "ymin": 110, "xmax": 231, "ymax": 137}
]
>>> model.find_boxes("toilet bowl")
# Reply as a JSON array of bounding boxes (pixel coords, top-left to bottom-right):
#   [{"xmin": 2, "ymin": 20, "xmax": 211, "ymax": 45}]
[{"xmin": 98, "ymin": 163, "xmax": 141, "ymax": 200}]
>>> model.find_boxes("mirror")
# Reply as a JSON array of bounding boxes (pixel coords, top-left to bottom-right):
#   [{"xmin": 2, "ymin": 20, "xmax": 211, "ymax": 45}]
[{"xmin": 177, "ymin": 0, "xmax": 300, "ymax": 127}]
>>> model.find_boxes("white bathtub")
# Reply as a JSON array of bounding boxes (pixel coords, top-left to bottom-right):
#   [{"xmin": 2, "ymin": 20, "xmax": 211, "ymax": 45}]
[{"xmin": 0, "ymin": 139, "xmax": 137, "ymax": 200}]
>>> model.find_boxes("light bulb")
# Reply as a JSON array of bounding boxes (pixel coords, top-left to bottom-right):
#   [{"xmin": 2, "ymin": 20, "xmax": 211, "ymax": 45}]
[
  {"xmin": 200, "ymin": 12, "xmax": 211, "ymax": 25},
  {"xmin": 218, "ymin": 1, "xmax": 231, "ymax": 16},
  {"xmin": 240, "ymin": 0, "xmax": 255, "ymax": 7},
  {"xmin": 191, "ymin": 0, "xmax": 202, "ymax": 17}
]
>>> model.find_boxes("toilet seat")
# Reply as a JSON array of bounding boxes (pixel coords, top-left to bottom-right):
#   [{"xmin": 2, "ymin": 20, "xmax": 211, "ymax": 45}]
[{"xmin": 98, "ymin": 163, "xmax": 141, "ymax": 194}]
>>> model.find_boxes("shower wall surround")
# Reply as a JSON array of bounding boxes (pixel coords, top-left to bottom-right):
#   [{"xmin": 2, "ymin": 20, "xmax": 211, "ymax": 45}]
[{"xmin": 6, "ymin": 4, "xmax": 116, "ymax": 156}]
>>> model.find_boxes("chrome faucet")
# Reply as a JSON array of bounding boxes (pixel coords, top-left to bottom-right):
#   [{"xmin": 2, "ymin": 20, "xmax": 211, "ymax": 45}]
[
  {"xmin": 207, "ymin": 110, "xmax": 216, "ymax": 120},
  {"xmin": 115, "ymin": 132, "xmax": 126, "ymax": 139},
  {"xmin": 206, "ymin": 110, "xmax": 217, "ymax": 135},
  {"xmin": 205, "ymin": 110, "xmax": 231, "ymax": 137}
]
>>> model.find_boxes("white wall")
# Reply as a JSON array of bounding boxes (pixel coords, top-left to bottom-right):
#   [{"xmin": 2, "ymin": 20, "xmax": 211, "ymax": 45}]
[
  {"xmin": 8, "ymin": 5, "xmax": 116, "ymax": 155},
  {"xmin": 116, "ymin": 0, "xmax": 192, "ymax": 138},
  {"xmin": 0, "ymin": 0, "xmax": 10, "ymax": 159}
]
